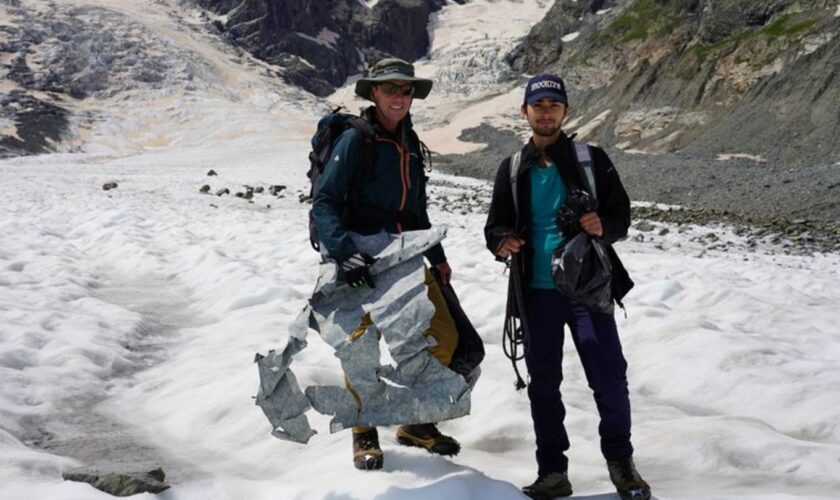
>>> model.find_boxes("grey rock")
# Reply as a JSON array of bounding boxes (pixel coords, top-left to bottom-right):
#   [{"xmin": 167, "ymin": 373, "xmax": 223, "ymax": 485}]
[
  {"xmin": 63, "ymin": 467, "xmax": 169, "ymax": 497},
  {"xmin": 102, "ymin": 182, "xmax": 118, "ymax": 191},
  {"xmin": 215, "ymin": 188, "xmax": 229, "ymax": 196},
  {"xmin": 635, "ymin": 220, "xmax": 656, "ymax": 232},
  {"xmin": 199, "ymin": 184, "xmax": 211, "ymax": 193},
  {"xmin": 207, "ymin": 169, "xmax": 218, "ymax": 176}
]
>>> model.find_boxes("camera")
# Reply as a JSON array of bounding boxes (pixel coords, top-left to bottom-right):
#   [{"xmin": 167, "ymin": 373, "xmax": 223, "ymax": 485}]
[{"xmin": 555, "ymin": 188, "xmax": 598, "ymax": 235}]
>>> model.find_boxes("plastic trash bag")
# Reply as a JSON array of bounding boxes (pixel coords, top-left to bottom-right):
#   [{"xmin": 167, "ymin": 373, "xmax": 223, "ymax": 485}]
[{"xmin": 551, "ymin": 232, "xmax": 614, "ymax": 314}]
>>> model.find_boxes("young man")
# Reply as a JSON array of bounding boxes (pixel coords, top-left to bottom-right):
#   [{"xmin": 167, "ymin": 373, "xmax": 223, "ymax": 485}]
[
  {"xmin": 312, "ymin": 58, "xmax": 460, "ymax": 470},
  {"xmin": 484, "ymin": 74, "xmax": 651, "ymax": 500}
]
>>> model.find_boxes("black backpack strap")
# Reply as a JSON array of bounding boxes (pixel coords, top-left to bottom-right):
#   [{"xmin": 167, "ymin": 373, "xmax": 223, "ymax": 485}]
[
  {"xmin": 347, "ymin": 118, "xmax": 375, "ymax": 177},
  {"xmin": 342, "ymin": 118, "xmax": 376, "ymax": 224}
]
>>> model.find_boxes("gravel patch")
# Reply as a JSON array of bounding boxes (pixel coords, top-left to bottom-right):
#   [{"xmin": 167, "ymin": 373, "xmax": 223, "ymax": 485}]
[{"xmin": 432, "ymin": 124, "xmax": 839, "ymax": 255}]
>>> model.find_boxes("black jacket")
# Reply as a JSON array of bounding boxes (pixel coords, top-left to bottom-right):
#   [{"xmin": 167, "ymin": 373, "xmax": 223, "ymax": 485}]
[{"xmin": 484, "ymin": 133, "xmax": 634, "ymax": 316}]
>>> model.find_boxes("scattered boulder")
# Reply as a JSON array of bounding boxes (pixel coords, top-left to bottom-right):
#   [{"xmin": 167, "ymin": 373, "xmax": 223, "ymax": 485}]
[
  {"xmin": 269, "ymin": 185, "xmax": 286, "ymax": 196},
  {"xmin": 63, "ymin": 467, "xmax": 169, "ymax": 497},
  {"xmin": 199, "ymin": 184, "xmax": 211, "ymax": 193},
  {"xmin": 634, "ymin": 220, "xmax": 656, "ymax": 232},
  {"xmin": 207, "ymin": 169, "xmax": 218, "ymax": 176},
  {"xmin": 254, "ymin": 186, "xmax": 264, "ymax": 194},
  {"xmin": 102, "ymin": 182, "xmax": 118, "ymax": 191},
  {"xmin": 215, "ymin": 188, "xmax": 229, "ymax": 196}
]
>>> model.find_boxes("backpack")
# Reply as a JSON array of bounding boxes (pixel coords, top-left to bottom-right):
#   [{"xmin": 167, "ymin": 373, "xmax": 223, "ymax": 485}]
[{"xmin": 307, "ymin": 108, "xmax": 375, "ymax": 251}]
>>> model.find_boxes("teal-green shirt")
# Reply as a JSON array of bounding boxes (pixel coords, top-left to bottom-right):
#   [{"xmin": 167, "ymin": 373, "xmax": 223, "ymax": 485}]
[{"xmin": 529, "ymin": 162, "xmax": 567, "ymax": 289}]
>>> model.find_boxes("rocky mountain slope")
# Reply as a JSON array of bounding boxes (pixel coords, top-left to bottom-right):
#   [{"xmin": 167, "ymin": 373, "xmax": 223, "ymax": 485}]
[
  {"xmin": 0, "ymin": 0, "xmax": 318, "ymax": 159},
  {"xmin": 507, "ymin": 0, "xmax": 840, "ymax": 166},
  {"xmin": 192, "ymin": 0, "xmax": 464, "ymax": 96}
]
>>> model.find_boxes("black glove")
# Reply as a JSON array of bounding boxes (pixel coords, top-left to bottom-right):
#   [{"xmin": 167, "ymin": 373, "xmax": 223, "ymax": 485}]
[{"xmin": 341, "ymin": 252, "xmax": 376, "ymax": 288}]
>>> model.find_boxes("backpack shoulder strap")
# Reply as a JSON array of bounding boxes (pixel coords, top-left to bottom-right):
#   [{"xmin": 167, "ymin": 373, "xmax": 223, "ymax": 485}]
[
  {"xmin": 346, "ymin": 117, "xmax": 375, "ymax": 176},
  {"xmin": 509, "ymin": 151, "xmax": 522, "ymax": 215},
  {"xmin": 572, "ymin": 141, "xmax": 597, "ymax": 200},
  {"xmin": 339, "ymin": 117, "xmax": 376, "ymax": 211}
]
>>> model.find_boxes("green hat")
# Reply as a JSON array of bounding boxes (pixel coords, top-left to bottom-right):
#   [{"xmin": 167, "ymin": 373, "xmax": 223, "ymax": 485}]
[{"xmin": 354, "ymin": 58, "xmax": 433, "ymax": 101}]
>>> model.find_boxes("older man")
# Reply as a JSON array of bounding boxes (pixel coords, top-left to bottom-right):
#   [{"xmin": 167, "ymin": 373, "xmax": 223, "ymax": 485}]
[{"xmin": 312, "ymin": 58, "xmax": 460, "ymax": 470}]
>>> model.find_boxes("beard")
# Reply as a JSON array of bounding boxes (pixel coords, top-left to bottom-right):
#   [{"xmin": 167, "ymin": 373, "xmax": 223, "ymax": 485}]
[{"xmin": 532, "ymin": 123, "xmax": 563, "ymax": 137}]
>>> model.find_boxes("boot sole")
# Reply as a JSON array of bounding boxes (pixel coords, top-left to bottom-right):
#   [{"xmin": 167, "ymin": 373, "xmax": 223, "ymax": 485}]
[
  {"xmin": 396, "ymin": 435, "xmax": 460, "ymax": 456},
  {"xmin": 522, "ymin": 487, "xmax": 573, "ymax": 499}
]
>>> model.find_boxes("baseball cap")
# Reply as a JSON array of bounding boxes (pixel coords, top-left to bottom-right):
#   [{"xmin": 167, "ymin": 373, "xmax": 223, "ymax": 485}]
[{"xmin": 524, "ymin": 74, "xmax": 568, "ymax": 105}]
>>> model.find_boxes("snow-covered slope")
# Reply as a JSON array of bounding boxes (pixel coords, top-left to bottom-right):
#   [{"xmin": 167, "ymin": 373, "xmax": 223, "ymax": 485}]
[{"xmin": 1, "ymin": 1, "xmax": 840, "ymax": 499}]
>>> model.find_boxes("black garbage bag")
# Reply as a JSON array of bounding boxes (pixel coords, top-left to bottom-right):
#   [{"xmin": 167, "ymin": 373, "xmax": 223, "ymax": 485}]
[
  {"xmin": 431, "ymin": 267, "xmax": 485, "ymax": 382},
  {"xmin": 551, "ymin": 232, "xmax": 614, "ymax": 314}
]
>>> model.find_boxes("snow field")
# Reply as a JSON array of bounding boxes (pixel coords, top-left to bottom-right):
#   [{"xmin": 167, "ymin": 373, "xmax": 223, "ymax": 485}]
[
  {"xmin": 3, "ymin": 132, "xmax": 840, "ymax": 499},
  {"xmin": 1, "ymin": 0, "xmax": 839, "ymax": 498}
]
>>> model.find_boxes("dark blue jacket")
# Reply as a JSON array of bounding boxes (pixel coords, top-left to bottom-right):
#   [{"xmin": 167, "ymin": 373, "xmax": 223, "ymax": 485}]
[{"xmin": 312, "ymin": 106, "xmax": 446, "ymax": 265}]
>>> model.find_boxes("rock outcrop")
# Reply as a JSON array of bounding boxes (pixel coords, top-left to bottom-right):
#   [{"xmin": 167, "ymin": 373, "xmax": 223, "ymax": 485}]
[
  {"xmin": 63, "ymin": 467, "xmax": 170, "ymax": 497},
  {"xmin": 507, "ymin": 0, "xmax": 840, "ymax": 166},
  {"xmin": 192, "ymin": 0, "xmax": 464, "ymax": 96}
]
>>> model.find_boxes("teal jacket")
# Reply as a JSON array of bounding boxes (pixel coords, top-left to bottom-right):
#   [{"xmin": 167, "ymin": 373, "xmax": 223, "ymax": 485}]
[{"xmin": 312, "ymin": 106, "xmax": 446, "ymax": 265}]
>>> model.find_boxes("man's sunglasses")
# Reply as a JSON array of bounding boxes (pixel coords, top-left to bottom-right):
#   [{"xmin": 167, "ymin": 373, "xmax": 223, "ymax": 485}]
[{"xmin": 377, "ymin": 82, "xmax": 415, "ymax": 97}]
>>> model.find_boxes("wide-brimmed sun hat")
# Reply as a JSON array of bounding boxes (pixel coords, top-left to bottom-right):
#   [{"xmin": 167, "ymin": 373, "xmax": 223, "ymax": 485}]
[{"xmin": 354, "ymin": 58, "xmax": 433, "ymax": 101}]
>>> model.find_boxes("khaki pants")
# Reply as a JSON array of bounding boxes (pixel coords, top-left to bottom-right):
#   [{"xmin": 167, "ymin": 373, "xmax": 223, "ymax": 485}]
[{"xmin": 348, "ymin": 267, "xmax": 459, "ymax": 429}]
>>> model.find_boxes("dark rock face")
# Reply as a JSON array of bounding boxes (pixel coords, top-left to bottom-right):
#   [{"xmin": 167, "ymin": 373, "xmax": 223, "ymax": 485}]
[
  {"xmin": 192, "ymin": 0, "xmax": 460, "ymax": 96},
  {"xmin": 506, "ymin": 0, "xmax": 840, "ymax": 167},
  {"xmin": 0, "ymin": 91, "xmax": 69, "ymax": 158}
]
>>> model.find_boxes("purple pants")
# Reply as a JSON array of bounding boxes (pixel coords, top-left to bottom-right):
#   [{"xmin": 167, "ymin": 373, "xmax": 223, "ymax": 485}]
[{"xmin": 523, "ymin": 288, "xmax": 634, "ymax": 474}]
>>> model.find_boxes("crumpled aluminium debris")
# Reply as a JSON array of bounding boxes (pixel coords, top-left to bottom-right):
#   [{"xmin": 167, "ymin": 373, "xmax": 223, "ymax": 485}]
[{"xmin": 255, "ymin": 228, "xmax": 472, "ymax": 443}]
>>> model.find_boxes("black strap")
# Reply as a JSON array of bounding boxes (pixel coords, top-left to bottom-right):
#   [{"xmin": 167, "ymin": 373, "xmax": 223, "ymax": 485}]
[{"xmin": 341, "ymin": 117, "xmax": 376, "ymax": 218}]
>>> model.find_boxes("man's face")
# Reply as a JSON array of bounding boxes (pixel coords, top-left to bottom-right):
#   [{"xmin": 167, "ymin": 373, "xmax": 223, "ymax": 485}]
[
  {"xmin": 522, "ymin": 98, "xmax": 567, "ymax": 138},
  {"xmin": 371, "ymin": 79, "xmax": 414, "ymax": 125}
]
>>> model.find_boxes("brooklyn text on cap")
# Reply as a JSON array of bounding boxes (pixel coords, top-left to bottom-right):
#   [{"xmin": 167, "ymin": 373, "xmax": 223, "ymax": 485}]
[{"xmin": 524, "ymin": 74, "xmax": 568, "ymax": 105}]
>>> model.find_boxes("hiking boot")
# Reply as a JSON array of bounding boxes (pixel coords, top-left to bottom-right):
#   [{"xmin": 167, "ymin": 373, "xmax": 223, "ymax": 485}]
[
  {"xmin": 352, "ymin": 427, "xmax": 383, "ymax": 470},
  {"xmin": 522, "ymin": 471, "xmax": 573, "ymax": 499},
  {"xmin": 607, "ymin": 457, "xmax": 651, "ymax": 500},
  {"xmin": 395, "ymin": 423, "xmax": 460, "ymax": 456}
]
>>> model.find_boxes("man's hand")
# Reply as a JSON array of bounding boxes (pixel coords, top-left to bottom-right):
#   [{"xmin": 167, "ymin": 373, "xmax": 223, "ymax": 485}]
[
  {"xmin": 579, "ymin": 212, "xmax": 603, "ymax": 237},
  {"xmin": 436, "ymin": 261, "xmax": 452, "ymax": 285},
  {"xmin": 341, "ymin": 252, "xmax": 376, "ymax": 288},
  {"xmin": 496, "ymin": 235, "xmax": 525, "ymax": 258}
]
